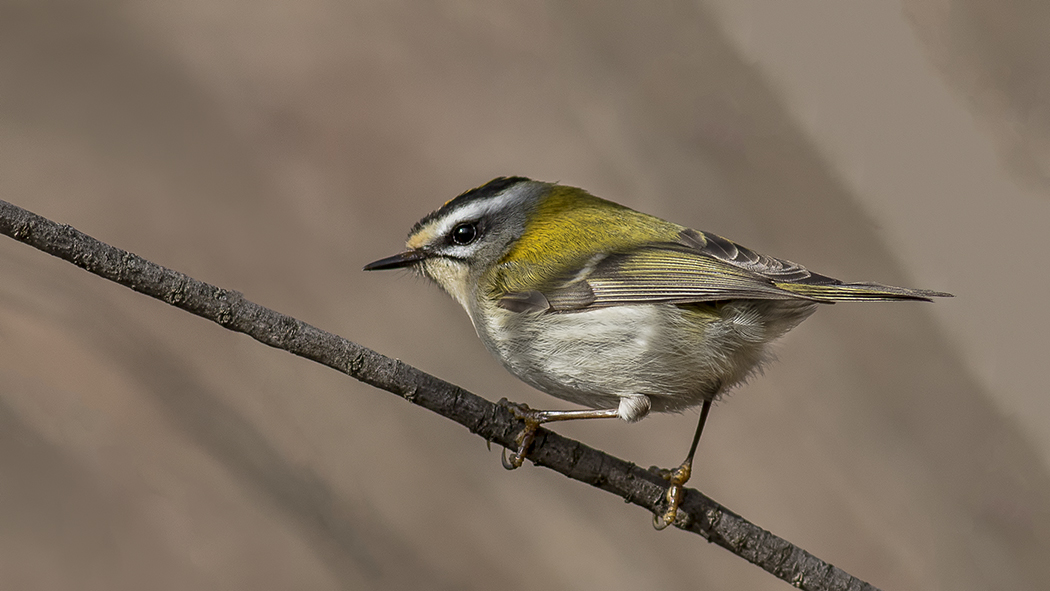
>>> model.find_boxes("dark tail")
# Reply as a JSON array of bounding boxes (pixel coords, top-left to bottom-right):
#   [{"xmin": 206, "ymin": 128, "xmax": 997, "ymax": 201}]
[{"xmin": 774, "ymin": 281, "xmax": 953, "ymax": 303}]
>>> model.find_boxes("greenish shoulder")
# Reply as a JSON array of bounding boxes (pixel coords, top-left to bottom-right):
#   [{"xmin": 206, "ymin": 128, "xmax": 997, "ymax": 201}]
[{"xmin": 487, "ymin": 186, "xmax": 683, "ymax": 296}]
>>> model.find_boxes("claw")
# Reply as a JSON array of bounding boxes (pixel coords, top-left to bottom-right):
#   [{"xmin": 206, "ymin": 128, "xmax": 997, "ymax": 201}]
[
  {"xmin": 501, "ymin": 446, "xmax": 523, "ymax": 470},
  {"xmin": 498, "ymin": 399, "xmax": 541, "ymax": 470},
  {"xmin": 653, "ymin": 512, "xmax": 674, "ymax": 530}
]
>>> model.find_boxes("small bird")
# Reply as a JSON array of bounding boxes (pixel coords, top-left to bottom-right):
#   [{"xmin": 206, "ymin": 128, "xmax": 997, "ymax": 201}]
[{"xmin": 365, "ymin": 176, "xmax": 951, "ymax": 528}]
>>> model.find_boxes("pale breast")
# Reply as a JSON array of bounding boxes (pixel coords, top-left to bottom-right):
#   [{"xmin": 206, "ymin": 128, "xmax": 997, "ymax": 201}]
[{"xmin": 472, "ymin": 298, "xmax": 818, "ymax": 416}]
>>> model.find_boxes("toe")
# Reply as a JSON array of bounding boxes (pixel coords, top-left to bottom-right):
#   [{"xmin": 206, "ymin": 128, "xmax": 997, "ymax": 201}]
[
  {"xmin": 501, "ymin": 447, "xmax": 523, "ymax": 470},
  {"xmin": 652, "ymin": 510, "xmax": 675, "ymax": 530}
]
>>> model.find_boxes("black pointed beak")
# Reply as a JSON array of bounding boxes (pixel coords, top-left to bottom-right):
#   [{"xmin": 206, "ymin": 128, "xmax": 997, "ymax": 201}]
[{"xmin": 363, "ymin": 250, "xmax": 427, "ymax": 271}]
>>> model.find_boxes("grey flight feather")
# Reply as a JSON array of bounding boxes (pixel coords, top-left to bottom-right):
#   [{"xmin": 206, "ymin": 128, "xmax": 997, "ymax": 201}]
[{"xmin": 498, "ymin": 228, "xmax": 947, "ymax": 313}]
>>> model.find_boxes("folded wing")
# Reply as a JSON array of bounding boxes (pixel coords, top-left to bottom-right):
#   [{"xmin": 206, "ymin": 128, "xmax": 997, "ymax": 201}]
[{"xmin": 498, "ymin": 228, "xmax": 949, "ymax": 313}]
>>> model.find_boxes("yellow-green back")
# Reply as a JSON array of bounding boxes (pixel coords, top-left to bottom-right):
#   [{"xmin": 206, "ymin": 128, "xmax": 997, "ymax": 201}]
[{"xmin": 489, "ymin": 186, "xmax": 683, "ymax": 296}]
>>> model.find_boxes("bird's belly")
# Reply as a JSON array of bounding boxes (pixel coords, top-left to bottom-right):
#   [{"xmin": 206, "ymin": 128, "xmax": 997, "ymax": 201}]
[{"xmin": 476, "ymin": 303, "xmax": 774, "ymax": 414}]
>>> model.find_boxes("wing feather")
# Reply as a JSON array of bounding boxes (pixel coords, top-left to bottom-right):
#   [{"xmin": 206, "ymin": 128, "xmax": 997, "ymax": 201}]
[
  {"xmin": 497, "ymin": 228, "xmax": 947, "ymax": 313},
  {"xmin": 677, "ymin": 229, "xmax": 837, "ymax": 284},
  {"xmin": 520, "ymin": 229, "xmax": 828, "ymax": 312}
]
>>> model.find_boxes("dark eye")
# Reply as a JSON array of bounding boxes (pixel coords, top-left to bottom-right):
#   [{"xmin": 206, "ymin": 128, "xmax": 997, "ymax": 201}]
[{"xmin": 450, "ymin": 222, "xmax": 478, "ymax": 245}]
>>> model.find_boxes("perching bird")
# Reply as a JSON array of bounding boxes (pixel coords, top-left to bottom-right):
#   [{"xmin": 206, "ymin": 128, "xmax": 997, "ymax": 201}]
[{"xmin": 365, "ymin": 177, "xmax": 951, "ymax": 528}]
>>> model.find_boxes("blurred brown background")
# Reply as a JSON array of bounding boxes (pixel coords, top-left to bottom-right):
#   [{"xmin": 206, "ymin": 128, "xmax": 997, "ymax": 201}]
[{"xmin": 2, "ymin": 1, "xmax": 1049, "ymax": 589}]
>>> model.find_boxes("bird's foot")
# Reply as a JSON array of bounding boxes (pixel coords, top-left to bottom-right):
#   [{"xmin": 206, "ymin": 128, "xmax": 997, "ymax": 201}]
[
  {"xmin": 651, "ymin": 461, "xmax": 692, "ymax": 530},
  {"xmin": 497, "ymin": 398, "xmax": 543, "ymax": 470}
]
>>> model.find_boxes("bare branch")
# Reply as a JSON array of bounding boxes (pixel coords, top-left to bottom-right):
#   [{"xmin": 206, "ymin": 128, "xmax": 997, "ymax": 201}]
[{"xmin": 0, "ymin": 199, "xmax": 880, "ymax": 591}]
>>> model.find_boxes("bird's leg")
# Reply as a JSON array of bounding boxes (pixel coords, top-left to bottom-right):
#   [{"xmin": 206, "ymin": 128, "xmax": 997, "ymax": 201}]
[
  {"xmin": 653, "ymin": 399, "xmax": 713, "ymax": 530},
  {"xmin": 498, "ymin": 399, "xmax": 620, "ymax": 469}
]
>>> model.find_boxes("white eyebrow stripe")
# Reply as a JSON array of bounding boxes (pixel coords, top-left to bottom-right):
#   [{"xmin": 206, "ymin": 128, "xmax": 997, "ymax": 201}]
[{"xmin": 423, "ymin": 190, "xmax": 520, "ymax": 241}]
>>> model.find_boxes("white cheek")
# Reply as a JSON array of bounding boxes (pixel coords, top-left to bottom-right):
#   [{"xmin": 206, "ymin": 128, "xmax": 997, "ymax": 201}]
[{"xmin": 421, "ymin": 259, "xmax": 474, "ymax": 318}]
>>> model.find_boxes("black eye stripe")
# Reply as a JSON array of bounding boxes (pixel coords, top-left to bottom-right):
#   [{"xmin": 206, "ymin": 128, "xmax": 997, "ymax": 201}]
[{"xmin": 450, "ymin": 222, "xmax": 478, "ymax": 245}]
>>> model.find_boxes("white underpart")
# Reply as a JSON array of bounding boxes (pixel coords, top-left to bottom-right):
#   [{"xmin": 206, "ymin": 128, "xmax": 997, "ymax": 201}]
[
  {"xmin": 470, "ymin": 297, "xmax": 822, "ymax": 421},
  {"xmin": 633, "ymin": 320, "xmax": 656, "ymax": 350},
  {"xmin": 479, "ymin": 304, "xmax": 665, "ymax": 422}
]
